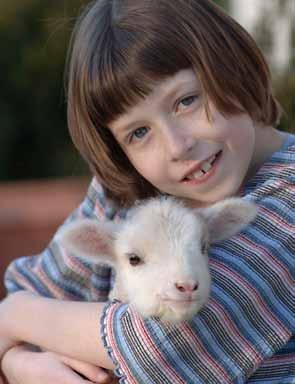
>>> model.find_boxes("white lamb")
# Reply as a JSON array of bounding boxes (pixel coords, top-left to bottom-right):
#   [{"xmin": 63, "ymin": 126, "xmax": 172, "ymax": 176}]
[{"xmin": 59, "ymin": 197, "xmax": 257, "ymax": 323}]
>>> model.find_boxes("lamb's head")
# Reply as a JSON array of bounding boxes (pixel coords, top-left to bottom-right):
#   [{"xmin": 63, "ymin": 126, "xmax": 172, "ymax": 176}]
[{"xmin": 59, "ymin": 197, "xmax": 257, "ymax": 323}]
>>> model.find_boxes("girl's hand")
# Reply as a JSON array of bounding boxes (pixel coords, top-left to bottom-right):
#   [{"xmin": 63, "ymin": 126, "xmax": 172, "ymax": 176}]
[
  {"xmin": 1, "ymin": 345, "xmax": 117, "ymax": 384},
  {"xmin": 0, "ymin": 339, "xmax": 19, "ymax": 365},
  {"xmin": 0, "ymin": 292, "xmax": 33, "ymax": 362},
  {"xmin": 0, "ymin": 291, "xmax": 115, "ymax": 370}
]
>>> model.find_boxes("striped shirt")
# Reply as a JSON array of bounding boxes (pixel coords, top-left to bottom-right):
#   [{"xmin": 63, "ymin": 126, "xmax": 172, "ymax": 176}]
[{"xmin": 5, "ymin": 133, "xmax": 295, "ymax": 383}]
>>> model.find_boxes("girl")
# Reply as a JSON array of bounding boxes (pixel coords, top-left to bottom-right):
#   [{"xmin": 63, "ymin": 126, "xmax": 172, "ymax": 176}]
[{"xmin": 1, "ymin": 0, "xmax": 294, "ymax": 383}]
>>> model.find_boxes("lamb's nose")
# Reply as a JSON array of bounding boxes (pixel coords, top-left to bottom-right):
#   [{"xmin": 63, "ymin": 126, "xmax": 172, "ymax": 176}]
[{"xmin": 175, "ymin": 281, "xmax": 199, "ymax": 293}]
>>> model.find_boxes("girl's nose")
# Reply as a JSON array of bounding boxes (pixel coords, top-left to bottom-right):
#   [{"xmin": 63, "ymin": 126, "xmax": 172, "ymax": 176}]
[{"xmin": 164, "ymin": 124, "xmax": 195, "ymax": 161}]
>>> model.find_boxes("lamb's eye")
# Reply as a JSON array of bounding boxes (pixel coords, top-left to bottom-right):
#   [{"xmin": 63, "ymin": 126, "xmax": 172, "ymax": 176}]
[{"xmin": 127, "ymin": 253, "xmax": 142, "ymax": 266}]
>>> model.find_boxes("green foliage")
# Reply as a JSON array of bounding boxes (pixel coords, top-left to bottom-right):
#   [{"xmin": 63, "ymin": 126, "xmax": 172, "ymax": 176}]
[{"xmin": 0, "ymin": 0, "xmax": 90, "ymax": 181}]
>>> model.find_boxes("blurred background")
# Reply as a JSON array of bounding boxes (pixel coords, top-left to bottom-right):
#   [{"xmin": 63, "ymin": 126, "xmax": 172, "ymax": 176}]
[{"xmin": 0, "ymin": 0, "xmax": 294, "ymax": 297}]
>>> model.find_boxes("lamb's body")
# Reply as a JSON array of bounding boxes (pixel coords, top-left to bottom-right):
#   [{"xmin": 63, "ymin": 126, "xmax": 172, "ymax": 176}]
[{"xmin": 60, "ymin": 197, "xmax": 257, "ymax": 323}]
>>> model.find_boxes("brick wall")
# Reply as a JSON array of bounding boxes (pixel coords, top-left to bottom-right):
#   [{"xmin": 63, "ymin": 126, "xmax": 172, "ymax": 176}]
[{"xmin": 0, "ymin": 178, "xmax": 89, "ymax": 298}]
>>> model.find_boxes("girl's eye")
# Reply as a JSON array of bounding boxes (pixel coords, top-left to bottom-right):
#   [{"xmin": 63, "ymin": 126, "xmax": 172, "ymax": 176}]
[
  {"xmin": 130, "ymin": 126, "xmax": 148, "ymax": 142},
  {"xmin": 178, "ymin": 95, "xmax": 198, "ymax": 110}
]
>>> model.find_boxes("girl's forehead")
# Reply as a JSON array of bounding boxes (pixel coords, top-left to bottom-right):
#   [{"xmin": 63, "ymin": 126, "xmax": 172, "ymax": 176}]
[{"xmin": 109, "ymin": 68, "xmax": 200, "ymax": 131}]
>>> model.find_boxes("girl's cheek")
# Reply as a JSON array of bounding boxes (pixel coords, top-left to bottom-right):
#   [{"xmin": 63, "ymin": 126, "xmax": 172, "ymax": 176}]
[
  {"xmin": 210, "ymin": 110, "xmax": 253, "ymax": 143},
  {"xmin": 128, "ymin": 151, "xmax": 156, "ymax": 174}
]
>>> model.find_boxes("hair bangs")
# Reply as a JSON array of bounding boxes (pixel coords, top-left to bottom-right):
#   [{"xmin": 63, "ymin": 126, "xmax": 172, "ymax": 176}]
[
  {"xmin": 85, "ymin": 4, "xmax": 193, "ymax": 128},
  {"xmin": 88, "ymin": 50, "xmax": 152, "ymax": 127}
]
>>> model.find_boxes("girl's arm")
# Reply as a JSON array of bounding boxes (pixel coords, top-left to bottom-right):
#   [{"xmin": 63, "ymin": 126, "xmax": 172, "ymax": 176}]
[
  {"xmin": 98, "ymin": 169, "xmax": 295, "ymax": 383},
  {"xmin": 1, "ymin": 291, "xmax": 115, "ymax": 370},
  {"xmin": 2, "ymin": 179, "xmax": 119, "ymax": 379},
  {"xmin": 3, "ymin": 157, "xmax": 294, "ymax": 382}
]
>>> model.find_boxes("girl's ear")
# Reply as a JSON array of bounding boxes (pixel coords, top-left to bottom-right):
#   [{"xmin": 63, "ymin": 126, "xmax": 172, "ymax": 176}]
[
  {"xmin": 198, "ymin": 198, "xmax": 258, "ymax": 243},
  {"xmin": 57, "ymin": 219, "xmax": 119, "ymax": 266}
]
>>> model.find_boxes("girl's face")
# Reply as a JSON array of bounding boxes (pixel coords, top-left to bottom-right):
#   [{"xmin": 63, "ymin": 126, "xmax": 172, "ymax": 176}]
[{"xmin": 109, "ymin": 69, "xmax": 257, "ymax": 206}]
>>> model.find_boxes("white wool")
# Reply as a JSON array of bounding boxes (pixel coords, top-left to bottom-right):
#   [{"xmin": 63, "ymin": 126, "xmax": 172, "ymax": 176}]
[{"xmin": 60, "ymin": 196, "xmax": 257, "ymax": 323}]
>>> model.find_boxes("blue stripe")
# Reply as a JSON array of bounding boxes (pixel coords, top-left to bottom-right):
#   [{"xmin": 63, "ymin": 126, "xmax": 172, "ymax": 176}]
[
  {"xmin": 14, "ymin": 257, "xmax": 53, "ymax": 297},
  {"xmin": 145, "ymin": 320, "xmax": 206, "ymax": 384},
  {"xmin": 211, "ymin": 245, "xmax": 294, "ymax": 330}
]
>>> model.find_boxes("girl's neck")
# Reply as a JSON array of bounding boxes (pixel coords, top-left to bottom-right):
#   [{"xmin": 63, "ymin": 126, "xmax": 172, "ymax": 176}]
[{"xmin": 246, "ymin": 125, "xmax": 284, "ymax": 182}]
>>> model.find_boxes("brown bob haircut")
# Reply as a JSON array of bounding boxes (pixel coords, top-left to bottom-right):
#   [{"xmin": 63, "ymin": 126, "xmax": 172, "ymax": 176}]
[{"xmin": 66, "ymin": 0, "xmax": 281, "ymax": 207}]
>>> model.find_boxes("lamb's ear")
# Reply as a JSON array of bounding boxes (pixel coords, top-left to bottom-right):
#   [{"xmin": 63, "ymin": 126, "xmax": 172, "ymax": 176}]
[
  {"xmin": 57, "ymin": 219, "xmax": 119, "ymax": 266},
  {"xmin": 198, "ymin": 198, "xmax": 258, "ymax": 243}
]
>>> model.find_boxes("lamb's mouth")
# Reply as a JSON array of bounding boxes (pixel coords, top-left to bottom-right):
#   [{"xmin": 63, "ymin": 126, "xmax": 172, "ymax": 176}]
[
  {"xmin": 163, "ymin": 298, "xmax": 198, "ymax": 307},
  {"xmin": 184, "ymin": 150, "xmax": 222, "ymax": 181}
]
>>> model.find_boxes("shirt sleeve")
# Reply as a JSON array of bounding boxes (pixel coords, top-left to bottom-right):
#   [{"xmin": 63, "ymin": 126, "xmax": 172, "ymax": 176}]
[
  {"xmin": 4, "ymin": 178, "xmax": 120, "ymax": 302},
  {"xmin": 100, "ymin": 158, "xmax": 294, "ymax": 383},
  {"xmin": 246, "ymin": 336, "xmax": 295, "ymax": 384}
]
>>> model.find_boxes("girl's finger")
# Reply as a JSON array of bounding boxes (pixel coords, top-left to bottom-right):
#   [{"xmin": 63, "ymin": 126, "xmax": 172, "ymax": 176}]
[
  {"xmin": 59, "ymin": 354, "xmax": 112, "ymax": 383},
  {"xmin": 35, "ymin": 358, "xmax": 102, "ymax": 384},
  {"xmin": 59, "ymin": 369, "xmax": 97, "ymax": 384}
]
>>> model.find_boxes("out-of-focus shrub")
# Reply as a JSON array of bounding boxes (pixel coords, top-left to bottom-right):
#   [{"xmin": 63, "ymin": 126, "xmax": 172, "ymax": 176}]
[{"xmin": 0, "ymin": 0, "xmax": 90, "ymax": 181}]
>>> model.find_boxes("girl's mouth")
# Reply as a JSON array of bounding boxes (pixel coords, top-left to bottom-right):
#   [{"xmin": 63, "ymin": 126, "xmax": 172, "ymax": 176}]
[{"xmin": 182, "ymin": 150, "xmax": 222, "ymax": 184}]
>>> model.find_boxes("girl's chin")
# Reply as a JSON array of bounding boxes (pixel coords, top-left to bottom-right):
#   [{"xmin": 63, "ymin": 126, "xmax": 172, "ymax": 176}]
[{"xmin": 174, "ymin": 185, "xmax": 239, "ymax": 206}]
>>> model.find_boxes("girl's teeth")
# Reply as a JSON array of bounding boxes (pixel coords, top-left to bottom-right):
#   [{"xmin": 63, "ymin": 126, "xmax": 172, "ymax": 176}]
[
  {"xmin": 201, "ymin": 161, "xmax": 212, "ymax": 172},
  {"xmin": 191, "ymin": 170, "xmax": 203, "ymax": 179},
  {"xmin": 187, "ymin": 154, "xmax": 217, "ymax": 180},
  {"xmin": 208, "ymin": 154, "xmax": 217, "ymax": 164}
]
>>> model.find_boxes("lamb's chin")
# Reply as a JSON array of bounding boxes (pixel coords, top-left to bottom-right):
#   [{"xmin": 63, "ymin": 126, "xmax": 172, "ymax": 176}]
[
  {"xmin": 134, "ymin": 301, "xmax": 178, "ymax": 322},
  {"xmin": 134, "ymin": 300, "xmax": 203, "ymax": 324},
  {"xmin": 159, "ymin": 300, "xmax": 205, "ymax": 323}
]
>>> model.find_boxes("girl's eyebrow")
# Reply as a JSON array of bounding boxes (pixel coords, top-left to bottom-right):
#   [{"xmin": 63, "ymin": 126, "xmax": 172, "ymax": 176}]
[
  {"xmin": 110, "ymin": 75, "xmax": 200, "ymax": 135},
  {"xmin": 159, "ymin": 77, "xmax": 200, "ymax": 105},
  {"xmin": 110, "ymin": 119, "xmax": 143, "ymax": 138}
]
